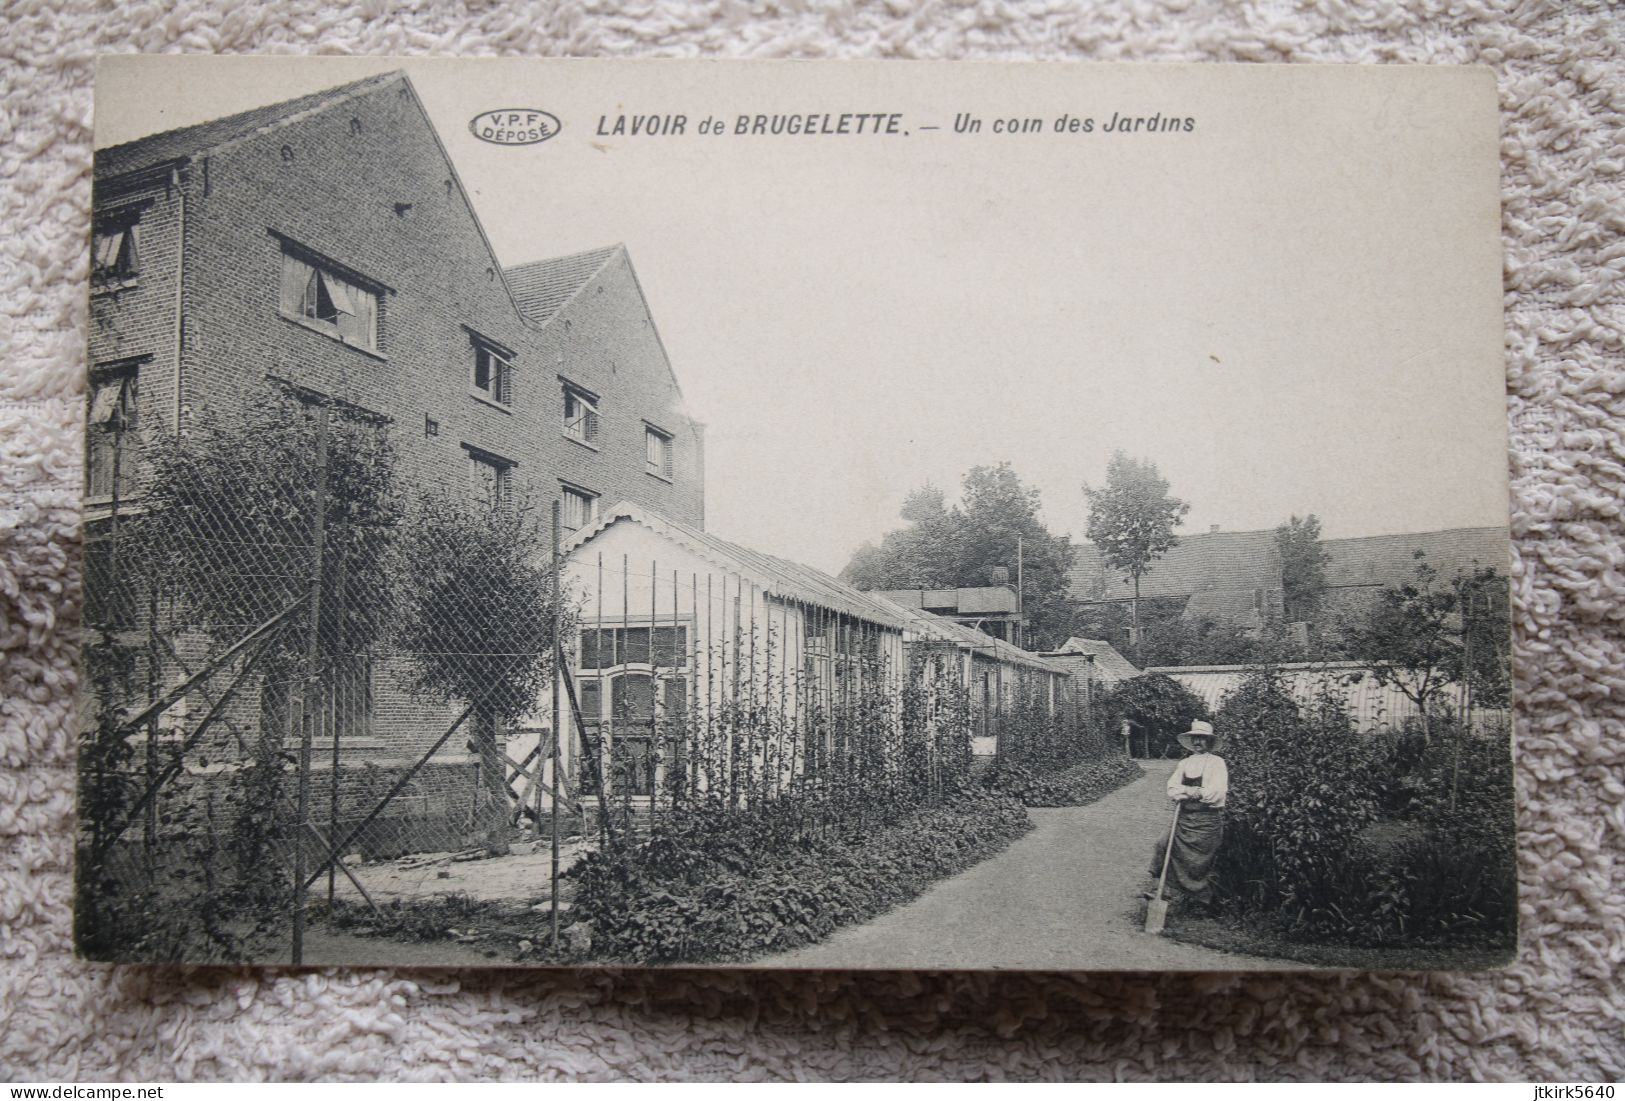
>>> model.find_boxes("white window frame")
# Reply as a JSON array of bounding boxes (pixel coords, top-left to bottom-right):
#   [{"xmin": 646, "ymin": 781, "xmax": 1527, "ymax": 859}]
[
  {"xmin": 562, "ymin": 383, "xmax": 600, "ymax": 446},
  {"xmin": 561, "ymin": 484, "xmax": 599, "ymax": 534},
  {"xmin": 470, "ymin": 336, "xmax": 513, "ymax": 408},
  {"xmin": 573, "ymin": 619, "xmax": 692, "ymax": 801},
  {"xmin": 644, "ymin": 423, "xmax": 674, "ymax": 481},
  {"xmin": 466, "ymin": 446, "xmax": 516, "ymax": 512}
]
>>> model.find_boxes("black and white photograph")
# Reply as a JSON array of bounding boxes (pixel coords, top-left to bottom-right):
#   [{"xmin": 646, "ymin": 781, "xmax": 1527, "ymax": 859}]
[{"xmin": 79, "ymin": 56, "xmax": 1515, "ymax": 971}]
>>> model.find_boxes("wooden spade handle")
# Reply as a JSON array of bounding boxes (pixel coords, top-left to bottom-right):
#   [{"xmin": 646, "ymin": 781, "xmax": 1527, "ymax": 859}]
[{"xmin": 1153, "ymin": 801, "xmax": 1183, "ymax": 903}]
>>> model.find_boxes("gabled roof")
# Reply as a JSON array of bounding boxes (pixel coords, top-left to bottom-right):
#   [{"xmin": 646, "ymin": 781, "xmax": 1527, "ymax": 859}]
[
  {"xmin": 1321, "ymin": 527, "xmax": 1509, "ymax": 589},
  {"xmin": 505, "ymin": 246, "xmax": 623, "ymax": 324},
  {"xmin": 95, "ymin": 71, "xmax": 405, "ymax": 181},
  {"xmin": 96, "ymin": 71, "xmax": 536, "ymax": 328},
  {"xmin": 1040, "ymin": 637, "xmax": 1142, "ymax": 684},
  {"xmin": 1068, "ymin": 528, "xmax": 1281, "ymax": 603},
  {"xmin": 1068, "ymin": 525, "xmax": 1513, "ymax": 605},
  {"xmin": 563, "ymin": 503, "xmax": 909, "ymax": 631},
  {"xmin": 1181, "ymin": 587, "xmax": 1273, "ymax": 626},
  {"xmin": 873, "ymin": 597, "xmax": 1069, "ymax": 675}
]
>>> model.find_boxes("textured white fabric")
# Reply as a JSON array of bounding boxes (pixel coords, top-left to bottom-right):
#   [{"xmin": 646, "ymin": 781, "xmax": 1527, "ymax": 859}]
[{"xmin": 2, "ymin": 0, "xmax": 1622, "ymax": 1082}]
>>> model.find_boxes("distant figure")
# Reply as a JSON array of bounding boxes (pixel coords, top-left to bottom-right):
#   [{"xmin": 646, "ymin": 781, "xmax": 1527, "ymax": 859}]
[{"xmin": 1150, "ymin": 719, "xmax": 1228, "ymax": 912}]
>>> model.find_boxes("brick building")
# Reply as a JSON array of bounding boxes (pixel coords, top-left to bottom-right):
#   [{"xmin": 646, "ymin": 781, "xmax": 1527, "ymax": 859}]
[{"xmin": 87, "ymin": 72, "xmax": 706, "ymax": 852}]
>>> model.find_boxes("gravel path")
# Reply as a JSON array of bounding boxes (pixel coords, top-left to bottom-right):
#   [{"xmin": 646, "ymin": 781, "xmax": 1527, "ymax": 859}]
[{"xmin": 764, "ymin": 762, "xmax": 1296, "ymax": 971}]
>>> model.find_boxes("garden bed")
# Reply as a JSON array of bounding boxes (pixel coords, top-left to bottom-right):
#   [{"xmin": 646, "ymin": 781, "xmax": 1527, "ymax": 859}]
[
  {"xmin": 984, "ymin": 755, "xmax": 1144, "ymax": 808},
  {"xmin": 564, "ymin": 788, "xmax": 1034, "ymax": 964},
  {"xmin": 323, "ymin": 787, "xmax": 1034, "ymax": 965}
]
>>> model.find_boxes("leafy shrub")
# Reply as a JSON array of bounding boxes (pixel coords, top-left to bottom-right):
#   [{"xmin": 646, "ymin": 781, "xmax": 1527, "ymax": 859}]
[
  {"xmin": 1213, "ymin": 669, "xmax": 1384, "ymax": 930},
  {"xmin": 565, "ymin": 785, "xmax": 1031, "ymax": 963},
  {"xmin": 1099, "ymin": 674, "xmax": 1210, "ymax": 758},
  {"xmin": 984, "ymin": 755, "xmax": 1143, "ymax": 807},
  {"xmin": 1212, "ymin": 669, "xmax": 1515, "ymax": 947}
]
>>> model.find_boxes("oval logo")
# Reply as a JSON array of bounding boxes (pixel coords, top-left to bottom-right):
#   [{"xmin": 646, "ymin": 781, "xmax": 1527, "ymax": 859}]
[{"xmin": 469, "ymin": 109, "xmax": 561, "ymax": 146}]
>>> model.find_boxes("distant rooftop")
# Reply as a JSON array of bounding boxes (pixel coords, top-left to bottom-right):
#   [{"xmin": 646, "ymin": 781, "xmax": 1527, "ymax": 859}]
[
  {"xmin": 1068, "ymin": 525, "xmax": 1510, "ymax": 605},
  {"xmin": 873, "ymin": 597, "xmax": 1068, "ymax": 675},
  {"xmin": 505, "ymin": 246, "xmax": 624, "ymax": 324},
  {"xmin": 873, "ymin": 586, "xmax": 1019, "ymax": 616},
  {"xmin": 1039, "ymin": 637, "xmax": 1141, "ymax": 684}
]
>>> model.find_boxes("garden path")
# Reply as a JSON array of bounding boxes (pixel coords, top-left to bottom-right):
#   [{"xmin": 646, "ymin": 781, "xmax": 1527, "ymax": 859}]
[{"xmin": 763, "ymin": 762, "xmax": 1295, "ymax": 970}]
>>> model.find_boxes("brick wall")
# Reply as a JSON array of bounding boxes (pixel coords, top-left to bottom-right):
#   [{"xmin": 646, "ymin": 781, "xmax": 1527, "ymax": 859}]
[{"xmin": 88, "ymin": 76, "xmax": 708, "ymax": 844}]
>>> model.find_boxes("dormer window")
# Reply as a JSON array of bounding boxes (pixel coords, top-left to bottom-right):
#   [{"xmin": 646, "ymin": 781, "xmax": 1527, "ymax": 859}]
[
  {"xmin": 563, "ymin": 383, "xmax": 599, "ymax": 445},
  {"xmin": 279, "ymin": 246, "xmax": 379, "ymax": 350},
  {"xmin": 470, "ymin": 334, "xmax": 513, "ymax": 407}
]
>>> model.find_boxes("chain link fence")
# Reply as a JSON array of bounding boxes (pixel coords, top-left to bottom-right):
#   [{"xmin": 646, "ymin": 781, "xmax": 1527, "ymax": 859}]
[
  {"xmin": 78, "ymin": 382, "xmax": 566, "ymax": 963},
  {"xmin": 78, "ymin": 381, "xmax": 1101, "ymax": 963}
]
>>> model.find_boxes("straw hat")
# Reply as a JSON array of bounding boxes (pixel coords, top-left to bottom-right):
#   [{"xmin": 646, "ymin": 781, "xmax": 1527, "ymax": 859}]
[{"xmin": 1177, "ymin": 719, "xmax": 1222, "ymax": 753}]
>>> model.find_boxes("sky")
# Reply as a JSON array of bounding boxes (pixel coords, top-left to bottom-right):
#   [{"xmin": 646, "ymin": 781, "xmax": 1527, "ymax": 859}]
[{"xmin": 97, "ymin": 58, "xmax": 1510, "ymax": 575}]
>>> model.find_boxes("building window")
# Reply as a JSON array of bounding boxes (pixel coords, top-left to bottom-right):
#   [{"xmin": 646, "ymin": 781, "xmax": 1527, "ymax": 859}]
[
  {"xmin": 332, "ymin": 654, "xmax": 374, "ymax": 743},
  {"xmin": 562, "ymin": 384, "xmax": 599, "ymax": 445},
  {"xmin": 470, "ymin": 337, "xmax": 513, "ymax": 406},
  {"xmin": 645, "ymin": 425, "xmax": 673, "ymax": 480},
  {"xmin": 561, "ymin": 485, "xmax": 598, "ymax": 534},
  {"xmin": 579, "ymin": 626, "xmax": 689, "ymax": 669},
  {"xmin": 92, "ymin": 214, "xmax": 140, "ymax": 285},
  {"xmin": 86, "ymin": 369, "xmax": 138, "ymax": 500},
  {"xmin": 279, "ymin": 248, "xmax": 379, "ymax": 350},
  {"xmin": 467, "ymin": 447, "xmax": 514, "ymax": 511},
  {"xmin": 574, "ymin": 656, "xmax": 688, "ymax": 799}
]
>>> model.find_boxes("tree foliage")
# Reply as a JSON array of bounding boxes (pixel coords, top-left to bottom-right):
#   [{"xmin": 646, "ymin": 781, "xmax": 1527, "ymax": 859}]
[
  {"xmin": 1098, "ymin": 673, "xmax": 1210, "ymax": 758},
  {"xmin": 1346, "ymin": 555, "xmax": 1511, "ymax": 734},
  {"xmin": 1082, "ymin": 451, "xmax": 1189, "ymax": 596},
  {"xmin": 840, "ymin": 463, "xmax": 1076, "ymax": 649},
  {"xmin": 1212, "ymin": 670, "xmax": 1385, "ymax": 931},
  {"xmin": 393, "ymin": 491, "xmax": 573, "ymax": 725},
  {"xmin": 125, "ymin": 389, "xmax": 401, "ymax": 667},
  {"xmin": 1276, "ymin": 514, "xmax": 1331, "ymax": 623}
]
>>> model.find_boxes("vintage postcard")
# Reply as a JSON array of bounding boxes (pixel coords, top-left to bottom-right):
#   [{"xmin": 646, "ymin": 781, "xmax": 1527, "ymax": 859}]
[{"xmin": 80, "ymin": 57, "xmax": 1513, "ymax": 969}]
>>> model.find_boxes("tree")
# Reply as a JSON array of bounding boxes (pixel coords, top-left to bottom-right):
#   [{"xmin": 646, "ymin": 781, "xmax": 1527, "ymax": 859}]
[
  {"xmin": 1139, "ymin": 613, "xmax": 1292, "ymax": 668},
  {"xmin": 842, "ymin": 484, "xmax": 964, "ymax": 591},
  {"xmin": 1276, "ymin": 514, "xmax": 1331, "ymax": 623},
  {"xmin": 1082, "ymin": 452, "xmax": 1189, "ymax": 664},
  {"xmin": 394, "ymin": 490, "xmax": 575, "ymax": 849},
  {"xmin": 1347, "ymin": 554, "xmax": 1510, "ymax": 741},
  {"xmin": 841, "ymin": 465, "xmax": 1076, "ymax": 650}
]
